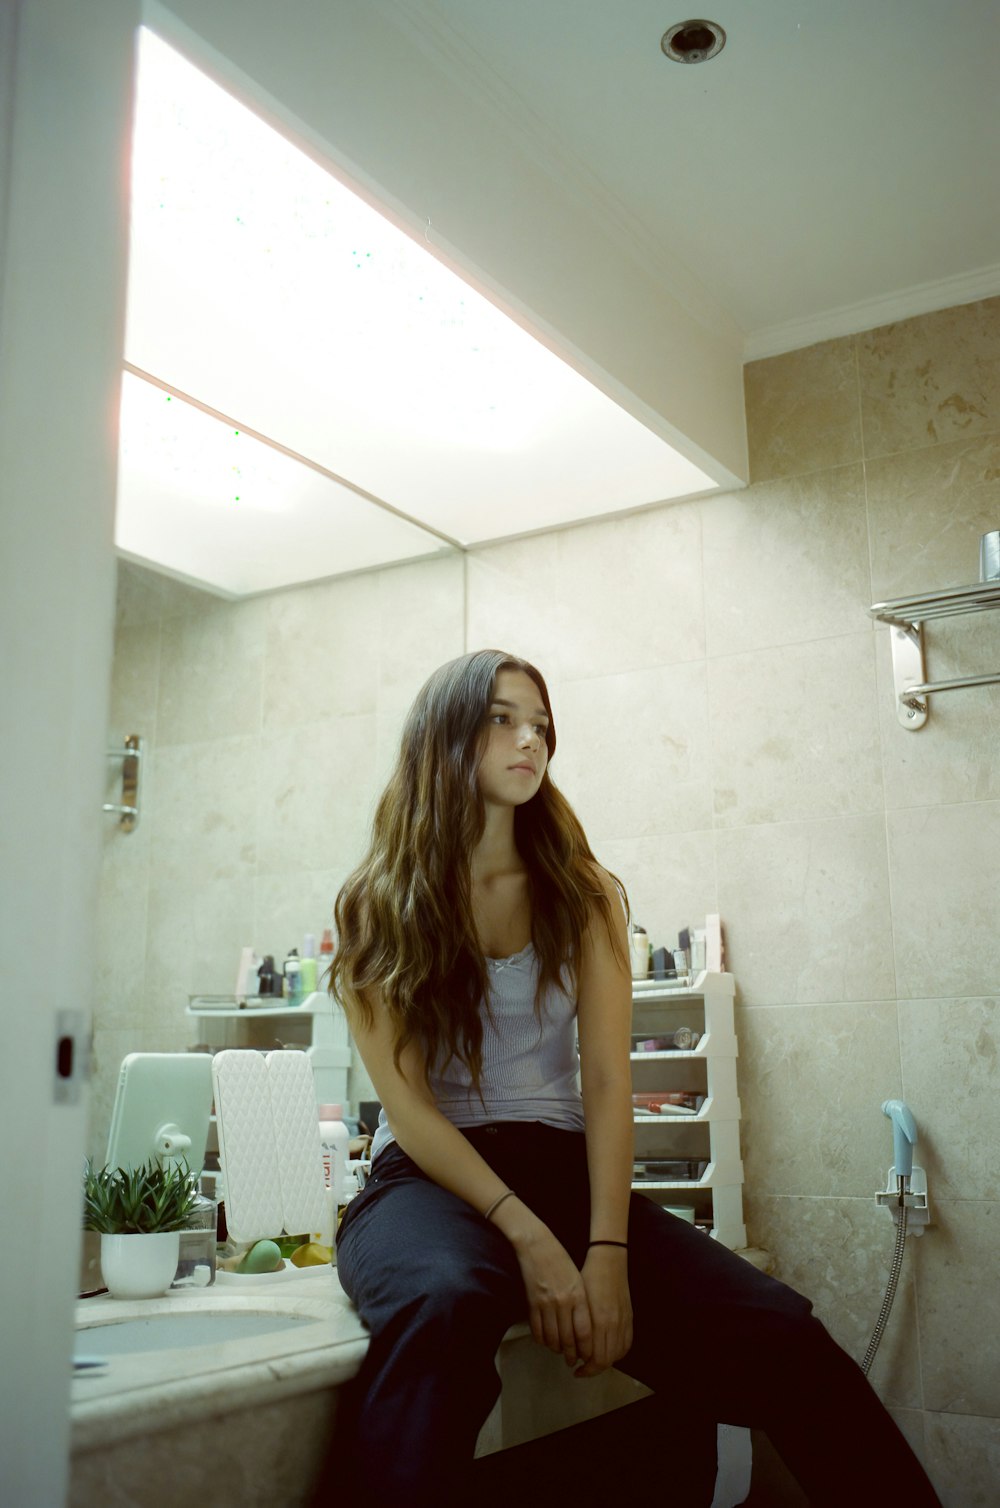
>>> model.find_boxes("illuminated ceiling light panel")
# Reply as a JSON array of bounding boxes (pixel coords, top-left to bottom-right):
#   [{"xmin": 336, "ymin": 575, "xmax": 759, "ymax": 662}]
[
  {"xmin": 122, "ymin": 29, "xmax": 716, "ymax": 591},
  {"xmin": 115, "ymin": 372, "xmax": 446, "ymax": 597}
]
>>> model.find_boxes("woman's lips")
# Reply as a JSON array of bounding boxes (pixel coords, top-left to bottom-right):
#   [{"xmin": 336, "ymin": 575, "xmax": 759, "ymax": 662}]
[{"xmin": 509, "ymin": 762, "xmax": 536, "ymax": 774}]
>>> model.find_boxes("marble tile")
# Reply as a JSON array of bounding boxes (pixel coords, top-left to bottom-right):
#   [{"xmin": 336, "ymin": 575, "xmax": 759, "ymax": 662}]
[
  {"xmin": 373, "ymin": 704, "xmax": 408, "ymax": 796},
  {"xmin": 253, "ymin": 868, "xmax": 348, "ymax": 965},
  {"xmin": 741, "ymin": 1192, "xmax": 922, "ymax": 1409},
  {"xmin": 898, "ymin": 998, "xmax": 1000, "ymax": 1201},
  {"xmin": 467, "ymin": 502, "xmax": 706, "ymax": 682},
  {"xmin": 917, "ymin": 1199, "xmax": 1000, "ymax": 1417},
  {"xmin": 737, "ymin": 1001, "xmax": 902, "ymax": 1197},
  {"xmin": 887, "ymin": 801, "xmax": 1000, "ymax": 1000},
  {"xmin": 594, "ymin": 830, "xmax": 718, "ymax": 951},
  {"xmin": 552, "ymin": 662, "xmax": 713, "ymax": 843},
  {"xmin": 701, "ymin": 465, "xmax": 871, "ymax": 658},
  {"xmin": 876, "ymin": 619, "xmax": 1000, "ymax": 809},
  {"xmin": 553, "ymin": 501, "xmax": 706, "ymax": 678},
  {"xmin": 96, "ymin": 834, "xmax": 150, "ymax": 1029},
  {"xmin": 70, "ymin": 1387, "xmax": 336, "ymax": 1508},
  {"xmin": 86, "ymin": 1027, "xmax": 142, "ymax": 1163},
  {"xmin": 149, "ymin": 736, "xmax": 259, "ymax": 889},
  {"xmin": 144, "ymin": 872, "xmax": 256, "ymax": 1023},
  {"xmin": 859, "ymin": 297, "xmax": 1000, "ymax": 460},
  {"xmin": 262, "ymin": 571, "xmax": 381, "ymax": 729},
  {"xmin": 466, "ymin": 533, "xmax": 567, "ymax": 677},
  {"xmin": 376, "ymin": 552, "xmax": 465, "ymax": 714},
  {"xmin": 716, "ymin": 816, "xmax": 896, "ymax": 1005},
  {"xmin": 108, "ymin": 621, "xmax": 161, "ymax": 740},
  {"xmin": 744, "ymin": 336, "xmax": 862, "ymax": 482},
  {"xmin": 923, "ymin": 1408, "xmax": 1000, "ymax": 1508},
  {"xmin": 157, "ymin": 597, "xmax": 267, "ymax": 745},
  {"xmin": 256, "ymin": 715, "xmax": 378, "ymax": 876},
  {"xmin": 709, "ymin": 632, "xmax": 882, "ymax": 827},
  {"xmin": 115, "ymin": 559, "xmax": 159, "ymax": 628},
  {"xmin": 866, "ymin": 431, "xmax": 1000, "ymax": 603}
]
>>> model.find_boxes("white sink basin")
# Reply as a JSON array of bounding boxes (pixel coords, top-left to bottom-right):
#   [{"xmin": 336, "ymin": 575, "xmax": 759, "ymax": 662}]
[{"xmin": 75, "ymin": 1309, "xmax": 316, "ymax": 1357}]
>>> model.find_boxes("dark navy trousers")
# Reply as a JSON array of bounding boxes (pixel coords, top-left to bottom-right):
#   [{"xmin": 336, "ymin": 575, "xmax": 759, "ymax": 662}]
[{"xmin": 331, "ymin": 1122, "xmax": 940, "ymax": 1507}]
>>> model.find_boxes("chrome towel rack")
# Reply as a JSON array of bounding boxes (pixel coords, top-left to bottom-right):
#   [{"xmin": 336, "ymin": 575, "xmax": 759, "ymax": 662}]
[
  {"xmin": 869, "ymin": 581, "xmax": 1000, "ymax": 729},
  {"xmin": 104, "ymin": 733, "xmax": 143, "ymax": 830}
]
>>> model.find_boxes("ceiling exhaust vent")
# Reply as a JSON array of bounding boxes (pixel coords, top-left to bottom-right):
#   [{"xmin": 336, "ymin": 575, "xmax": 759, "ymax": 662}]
[{"xmin": 660, "ymin": 19, "xmax": 727, "ymax": 64}]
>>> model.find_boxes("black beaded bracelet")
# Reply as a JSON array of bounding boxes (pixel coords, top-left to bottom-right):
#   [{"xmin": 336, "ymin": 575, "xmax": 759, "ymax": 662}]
[{"xmin": 588, "ymin": 1239, "xmax": 628, "ymax": 1249}]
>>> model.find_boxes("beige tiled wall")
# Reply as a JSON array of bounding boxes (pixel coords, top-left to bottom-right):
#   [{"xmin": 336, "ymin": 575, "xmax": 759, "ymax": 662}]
[
  {"xmin": 95, "ymin": 554, "xmax": 465, "ymax": 1147},
  {"xmin": 98, "ymin": 296, "xmax": 1000, "ymax": 1504}
]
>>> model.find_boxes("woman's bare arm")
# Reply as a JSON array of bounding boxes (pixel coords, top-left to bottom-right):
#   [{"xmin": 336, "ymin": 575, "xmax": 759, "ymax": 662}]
[
  {"xmin": 574, "ymin": 869, "xmax": 635, "ymax": 1375},
  {"xmin": 349, "ymin": 994, "xmax": 595, "ymax": 1365}
]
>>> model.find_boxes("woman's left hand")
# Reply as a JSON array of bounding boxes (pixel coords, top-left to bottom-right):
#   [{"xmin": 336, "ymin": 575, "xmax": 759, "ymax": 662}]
[{"xmin": 574, "ymin": 1247, "xmax": 633, "ymax": 1377}]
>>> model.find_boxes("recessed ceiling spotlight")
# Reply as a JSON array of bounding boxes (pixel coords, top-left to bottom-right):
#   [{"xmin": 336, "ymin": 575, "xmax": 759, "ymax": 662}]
[{"xmin": 660, "ymin": 19, "xmax": 727, "ymax": 64}]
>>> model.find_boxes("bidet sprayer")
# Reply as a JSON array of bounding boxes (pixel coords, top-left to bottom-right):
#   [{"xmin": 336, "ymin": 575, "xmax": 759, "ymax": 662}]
[{"xmin": 882, "ymin": 1100, "xmax": 917, "ymax": 1185}]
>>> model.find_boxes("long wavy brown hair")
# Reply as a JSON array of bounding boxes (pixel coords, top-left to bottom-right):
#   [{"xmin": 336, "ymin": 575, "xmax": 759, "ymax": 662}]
[{"xmin": 330, "ymin": 649, "xmax": 628, "ymax": 1088}]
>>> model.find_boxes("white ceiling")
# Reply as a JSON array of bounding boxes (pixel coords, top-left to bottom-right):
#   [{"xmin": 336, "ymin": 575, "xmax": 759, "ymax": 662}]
[
  {"xmin": 122, "ymin": 0, "xmax": 1000, "ymax": 596},
  {"xmin": 390, "ymin": 0, "xmax": 1000, "ymax": 355}
]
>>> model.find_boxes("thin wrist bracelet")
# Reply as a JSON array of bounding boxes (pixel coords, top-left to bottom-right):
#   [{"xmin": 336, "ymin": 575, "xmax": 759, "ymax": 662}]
[
  {"xmin": 588, "ymin": 1239, "xmax": 628, "ymax": 1249},
  {"xmin": 484, "ymin": 1189, "xmax": 515, "ymax": 1222}
]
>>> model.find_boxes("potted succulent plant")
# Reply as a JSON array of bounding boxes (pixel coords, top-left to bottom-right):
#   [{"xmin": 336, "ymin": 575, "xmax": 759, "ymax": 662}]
[{"xmin": 83, "ymin": 1159, "xmax": 202, "ymax": 1299}]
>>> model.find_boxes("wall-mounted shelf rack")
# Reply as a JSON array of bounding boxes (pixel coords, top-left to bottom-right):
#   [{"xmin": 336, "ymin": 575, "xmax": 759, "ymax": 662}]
[
  {"xmin": 869, "ymin": 580, "xmax": 1000, "ymax": 729},
  {"xmin": 630, "ymin": 971, "xmax": 745, "ymax": 1249}
]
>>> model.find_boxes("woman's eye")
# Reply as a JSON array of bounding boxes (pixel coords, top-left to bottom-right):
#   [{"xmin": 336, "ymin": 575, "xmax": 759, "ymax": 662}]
[{"xmin": 489, "ymin": 713, "xmax": 508, "ymax": 725}]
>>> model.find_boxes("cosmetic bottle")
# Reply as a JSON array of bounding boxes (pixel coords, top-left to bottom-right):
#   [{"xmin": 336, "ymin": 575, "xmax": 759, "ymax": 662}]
[
  {"xmin": 283, "ymin": 947, "xmax": 303, "ymax": 1004},
  {"xmin": 318, "ymin": 927, "xmax": 335, "ymax": 988},
  {"xmin": 630, "ymin": 924, "xmax": 650, "ymax": 980},
  {"xmin": 318, "ymin": 1103, "xmax": 350, "ymax": 1208},
  {"xmin": 300, "ymin": 933, "xmax": 318, "ymax": 996},
  {"xmin": 257, "ymin": 955, "xmax": 279, "ymax": 996}
]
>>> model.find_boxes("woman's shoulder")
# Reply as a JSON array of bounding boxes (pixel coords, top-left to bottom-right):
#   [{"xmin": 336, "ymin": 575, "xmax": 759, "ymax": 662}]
[{"xmin": 584, "ymin": 859, "xmax": 626, "ymax": 909}]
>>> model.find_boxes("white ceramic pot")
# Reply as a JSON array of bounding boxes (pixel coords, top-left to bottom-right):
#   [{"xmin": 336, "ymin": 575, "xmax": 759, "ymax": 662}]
[{"xmin": 100, "ymin": 1231, "xmax": 180, "ymax": 1299}]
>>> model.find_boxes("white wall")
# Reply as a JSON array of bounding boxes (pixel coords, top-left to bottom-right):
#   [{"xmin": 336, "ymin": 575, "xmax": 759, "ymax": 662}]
[{"xmin": 0, "ymin": 2, "xmax": 138, "ymax": 1502}]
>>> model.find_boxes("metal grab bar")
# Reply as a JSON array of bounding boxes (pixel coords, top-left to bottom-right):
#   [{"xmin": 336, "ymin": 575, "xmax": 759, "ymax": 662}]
[{"xmin": 104, "ymin": 734, "xmax": 142, "ymax": 830}]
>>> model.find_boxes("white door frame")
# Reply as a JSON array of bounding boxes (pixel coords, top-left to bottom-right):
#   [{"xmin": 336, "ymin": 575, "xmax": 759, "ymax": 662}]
[{"xmin": 0, "ymin": 2, "xmax": 138, "ymax": 1502}]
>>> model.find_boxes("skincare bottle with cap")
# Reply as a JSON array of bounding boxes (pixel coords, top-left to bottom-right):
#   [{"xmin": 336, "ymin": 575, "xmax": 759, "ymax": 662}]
[
  {"xmin": 318, "ymin": 927, "xmax": 335, "ymax": 988},
  {"xmin": 300, "ymin": 933, "xmax": 318, "ymax": 995},
  {"xmin": 283, "ymin": 947, "xmax": 303, "ymax": 1004},
  {"xmin": 630, "ymin": 924, "xmax": 650, "ymax": 980}
]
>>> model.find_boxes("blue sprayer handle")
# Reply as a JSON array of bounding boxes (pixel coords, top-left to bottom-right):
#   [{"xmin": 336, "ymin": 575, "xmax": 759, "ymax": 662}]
[{"xmin": 882, "ymin": 1099, "xmax": 917, "ymax": 1182}]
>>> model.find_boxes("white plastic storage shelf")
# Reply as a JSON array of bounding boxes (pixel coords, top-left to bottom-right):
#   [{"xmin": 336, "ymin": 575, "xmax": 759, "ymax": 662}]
[
  {"xmin": 186, "ymin": 991, "xmax": 351, "ymax": 1108},
  {"xmin": 630, "ymin": 971, "xmax": 745, "ymax": 1249}
]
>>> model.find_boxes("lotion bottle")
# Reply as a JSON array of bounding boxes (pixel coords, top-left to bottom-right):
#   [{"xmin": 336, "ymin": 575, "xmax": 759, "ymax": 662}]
[
  {"xmin": 318, "ymin": 1103, "xmax": 350, "ymax": 1210},
  {"xmin": 300, "ymin": 933, "xmax": 318, "ymax": 996}
]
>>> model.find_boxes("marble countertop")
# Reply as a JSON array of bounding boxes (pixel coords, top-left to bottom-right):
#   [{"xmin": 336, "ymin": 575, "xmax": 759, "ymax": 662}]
[{"xmin": 72, "ymin": 1266, "xmax": 370, "ymax": 1451}]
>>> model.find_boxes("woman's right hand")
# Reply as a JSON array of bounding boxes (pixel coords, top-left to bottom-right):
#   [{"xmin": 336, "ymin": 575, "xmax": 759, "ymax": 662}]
[{"xmin": 508, "ymin": 1219, "xmax": 594, "ymax": 1369}]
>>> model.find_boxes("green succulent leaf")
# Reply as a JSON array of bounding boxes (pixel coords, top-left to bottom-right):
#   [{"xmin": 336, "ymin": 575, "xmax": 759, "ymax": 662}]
[{"xmin": 82, "ymin": 1158, "xmax": 201, "ymax": 1234}]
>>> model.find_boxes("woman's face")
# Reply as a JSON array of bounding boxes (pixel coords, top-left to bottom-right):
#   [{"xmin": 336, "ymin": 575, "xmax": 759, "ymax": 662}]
[{"xmin": 477, "ymin": 669, "xmax": 550, "ymax": 808}]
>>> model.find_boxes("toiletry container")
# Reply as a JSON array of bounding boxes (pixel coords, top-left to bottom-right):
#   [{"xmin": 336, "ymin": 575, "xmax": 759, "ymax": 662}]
[
  {"xmin": 318, "ymin": 1103, "xmax": 350, "ymax": 1208},
  {"xmin": 171, "ymin": 1191, "xmax": 218, "ymax": 1289},
  {"xmin": 258, "ymin": 955, "xmax": 279, "ymax": 996},
  {"xmin": 317, "ymin": 927, "xmax": 335, "ymax": 988},
  {"xmin": 300, "ymin": 933, "xmax": 318, "ymax": 995},
  {"xmin": 630, "ymin": 924, "xmax": 650, "ymax": 980},
  {"xmin": 284, "ymin": 947, "xmax": 303, "ymax": 1003}
]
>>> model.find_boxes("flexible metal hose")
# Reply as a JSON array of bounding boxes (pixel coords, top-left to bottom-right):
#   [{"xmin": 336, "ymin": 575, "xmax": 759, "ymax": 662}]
[{"xmin": 861, "ymin": 1180, "xmax": 909, "ymax": 1377}]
